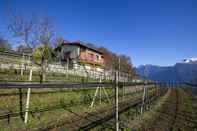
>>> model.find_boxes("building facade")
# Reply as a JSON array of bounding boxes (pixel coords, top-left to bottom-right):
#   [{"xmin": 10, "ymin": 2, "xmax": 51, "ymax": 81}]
[{"xmin": 58, "ymin": 41, "xmax": 104, "ymax": 72}]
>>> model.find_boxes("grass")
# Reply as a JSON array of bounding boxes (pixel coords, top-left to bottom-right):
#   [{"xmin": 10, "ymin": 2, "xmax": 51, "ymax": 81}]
[
  {"xmin": 113, "ymin": 88, "xmax": 166, "ymax": 129},
  {"xmin": 90, "ymin": 86, "xmax": 157, "ymax": 130},
  {"xmin": 0, "ymin": 56, "xmax": 110, "ymax": 82},
  {"xmin": 0, "ymin": 56, "xmax": 26, "ymax": 65},
  {"xmin": 0, "ymin": 57, "xmax": 160, "ymax": 130},
  {"xmin": 120, "ymin": 87, "xmax": 197, "ymax": 130},
  {"xmin": 136, "ymin": 88, "xmax": 171, "ymax": 128},
  {"xmin": 0, "ymin": 84, "xmax": 155, "ymax": 130},
  {"xmin": 0, "ymin": 68, "xmax": 102, "ymax": 82},
  {"xmin": 0, "ymin": 87, "xmax": 113, "ymax": 130}
]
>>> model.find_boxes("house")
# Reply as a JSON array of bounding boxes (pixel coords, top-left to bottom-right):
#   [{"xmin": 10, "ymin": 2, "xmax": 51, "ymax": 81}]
[{"xmin": 57, "ymin": 41, "xmax": 104, "ymax": 72}]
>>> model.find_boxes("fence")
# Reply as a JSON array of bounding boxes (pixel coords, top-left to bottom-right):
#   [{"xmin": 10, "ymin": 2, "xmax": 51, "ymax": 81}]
[
  {"xmin": 0, "ymin": 51, "xmax": 180, "ymax": 130},
  {"xmin": 0, "ymin": 78, "xmax": 172, "ymax": 130},
  {"xmin": 0, "ymin": 51, "xmax": 134, "ymax": 81}
]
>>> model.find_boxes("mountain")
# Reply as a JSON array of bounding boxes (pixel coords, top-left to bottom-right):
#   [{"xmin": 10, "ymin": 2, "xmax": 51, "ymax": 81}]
[
  {"xmin": 181, "ymin": 58, "xmax": 197, "ymax": 64},
  {"xmin": 136, "ymin": 58, "xmax": 197, "ymax": 82}
]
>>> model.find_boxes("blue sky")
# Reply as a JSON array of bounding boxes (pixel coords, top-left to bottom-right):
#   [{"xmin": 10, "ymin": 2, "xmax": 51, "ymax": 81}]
[{"xmin": 0, "ymin": 0, "xmax": 197, "ymax": 67}]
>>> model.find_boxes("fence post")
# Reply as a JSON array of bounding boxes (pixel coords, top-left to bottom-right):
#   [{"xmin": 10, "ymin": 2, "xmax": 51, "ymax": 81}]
[
  {"xmin": 102, "ymin": 86, "xmax": 111, "ymax": 104},
  {"xmin": 19, "ymin": 88, "xmax": 24, "ymax": 121},
  {"xmin": 141, "ymin": 83, "xmax": 146, "ymax": 115},
  {"xmin": 115, "ymin": 70, "xmax": 119, "ymax": 131},
  {"xmin": 99, "ymin": 77, "xmax": 102, "ymax": 104},
  {"xmin": 115, "ymin": 57, "xmax": 120, "ymax": 131},
  {"xmin": 21, "ymin": 53, "xmax": 24, "ymax": 76},
  {"xmin": 7, "ymin": 113, "xmax": 10, "ymax": 124},
  {"xmin": 122, "ymin": 80, "xmax": 125, "ymax": 101},
  {"xmin": 90, "ymin": 87, "xmax": 99, "ymax": 108},
  {"xmin": 28, "ymin": 54, "xmax": 31, "ymax": 66},
  {"xmin": 24, "ymin": 69, "xmax": 32, "ymax": 123},
  {"xmin": 146, "ymin": 84, "xmax": 150, "ymax": 110},
  {"xmin": 155, "ymin": 82, "xmax": 158, "ymax": 96}
]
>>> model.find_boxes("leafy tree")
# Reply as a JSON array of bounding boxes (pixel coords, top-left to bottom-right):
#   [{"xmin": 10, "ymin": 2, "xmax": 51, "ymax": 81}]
[
  {"xmin": 32, "ymin": 18, "xmax": 55, "ymax": 82},
  {"xmin": 33, "ymin": 44, "xmax": 54, "ymax": 64},
  {"xmin": 33, "ymin": 44, "xmax": 55, "ymax": 82}
]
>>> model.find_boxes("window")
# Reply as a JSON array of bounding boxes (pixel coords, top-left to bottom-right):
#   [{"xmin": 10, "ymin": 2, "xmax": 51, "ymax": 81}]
[
  {"xmin": 90, "ymin": 53, "xmax": 94, "ymax": 60},
  {"xmin": 96, "ymin": 55, "xmax": 99, "ymax": 61}
]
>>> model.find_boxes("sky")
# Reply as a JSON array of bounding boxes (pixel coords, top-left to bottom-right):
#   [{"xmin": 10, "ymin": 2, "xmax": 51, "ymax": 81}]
[{"xmin": 0, "ymin": 0, "xmax": 197, "ymax": 67}]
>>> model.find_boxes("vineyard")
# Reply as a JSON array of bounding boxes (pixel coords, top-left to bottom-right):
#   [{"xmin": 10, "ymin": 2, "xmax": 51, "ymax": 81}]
[
  {"xmin": 1, "ymin": 81, "xmax": 196, "ymax": 130},
  {"xmin": 0, "ymin": 80, "xmax": 165, "ymax": 130},
  {"xmin": 0, "ymin": 52, "xmax": 196, "ymax": 131}
]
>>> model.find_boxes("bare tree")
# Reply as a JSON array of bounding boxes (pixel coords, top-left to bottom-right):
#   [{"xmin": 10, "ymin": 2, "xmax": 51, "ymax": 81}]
[
  {"xmin": 98, "ymin": 46, "xmax": 136, "ymax": 80},
  {"xmin": 34, "ymin": 17, "xmax": 54, "ymax": 46},
  {"xmin": 7, "ymin": 12, "xmax": 55, "ymax": 82},
  {"xmin": 8, "ymin": 13, "xmax": 35, "ymax": 47},
  {"xmin": 55, "ymin": 37, "xmax": 65, "ymax": 46}
]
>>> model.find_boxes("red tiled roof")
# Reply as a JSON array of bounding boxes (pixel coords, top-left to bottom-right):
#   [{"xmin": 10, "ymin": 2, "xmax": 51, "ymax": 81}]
[{"xmin": 62, "ymin": 41, "xmax": 103, "ymax": 54}]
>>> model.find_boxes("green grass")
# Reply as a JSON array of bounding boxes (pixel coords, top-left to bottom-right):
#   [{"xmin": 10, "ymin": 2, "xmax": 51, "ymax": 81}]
[
  {"xmin": 0, "ymin": 55, "xmax": 108, "ymax": 82},
  {"xmin": 0, "ymin": 87, "xmax": 114, "ymax": 130},
  {"xmin": 0, "ymin": 68, "xmax": 103, "ymax": 82},
  {"xmin": 0, "ymin": 85, "xmax": 155, "ymax": 130}
]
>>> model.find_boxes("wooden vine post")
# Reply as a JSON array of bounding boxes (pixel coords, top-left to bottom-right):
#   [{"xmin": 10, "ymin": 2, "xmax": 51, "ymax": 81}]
[{"xmin": 24, "ymin": 69, "xmax": 32, "ymax": 123}]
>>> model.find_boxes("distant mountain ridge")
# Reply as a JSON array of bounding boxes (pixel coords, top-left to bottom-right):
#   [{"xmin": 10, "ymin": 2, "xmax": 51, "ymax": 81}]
[
  {"xmin": 136, "ymin": 58, "xmax": 197, "ymax": 82},
  {"xmin": 179, "ymin": 58, "xmax": 197, "ymax": 64}
]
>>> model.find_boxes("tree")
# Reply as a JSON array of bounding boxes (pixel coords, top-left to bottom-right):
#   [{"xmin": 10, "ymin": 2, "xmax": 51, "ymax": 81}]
[
  {"xmin": 32, "ymin": 18, "xmax": 55, "ymax": 82},
  {"xmin": 7, "ymin": 12, "xmax": 56, "ymax": 82},
  {"xmin": 0, "ymin": 37, "xmax": 11, "ymax": 51},
  {"xmin": 8, "ymin": 13, "xmax": 35, "ymax": 47},
  {"xmin": 97, "ymin": 46, "xmax": 114, "ymax": 70},
  {"xmin": 98, "ymin": 46, "xmax": 136, "ymax": 79},
  {"xmin": 33, "ymin": 45, "xmax": 53, "ymax": 63},
  {"xmin": 33, "ymin": 17, "xmax": 54, "ymax": 46},
  {"xmin": 55, "ymin": 37, "xmax": 65, "ymax": 47},
  {"xmin": 119, "ymin": 54, "xmax": 136, "ymax": 78},
  {"xmin": 54, "ymin": 37, "xmax": 69, "ymax": 62}
]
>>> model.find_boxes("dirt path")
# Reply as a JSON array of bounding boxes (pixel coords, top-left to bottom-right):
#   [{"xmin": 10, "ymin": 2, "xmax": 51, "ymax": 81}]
[{"xmin": 146, "ymin": 88, "xmax": 197, "ymax": 131}]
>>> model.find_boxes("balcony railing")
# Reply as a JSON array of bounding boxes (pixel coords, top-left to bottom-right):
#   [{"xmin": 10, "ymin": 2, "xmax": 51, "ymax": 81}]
[{"xmin": 78, "ymin": 59, "xmax": 104, "ymax": 67}]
